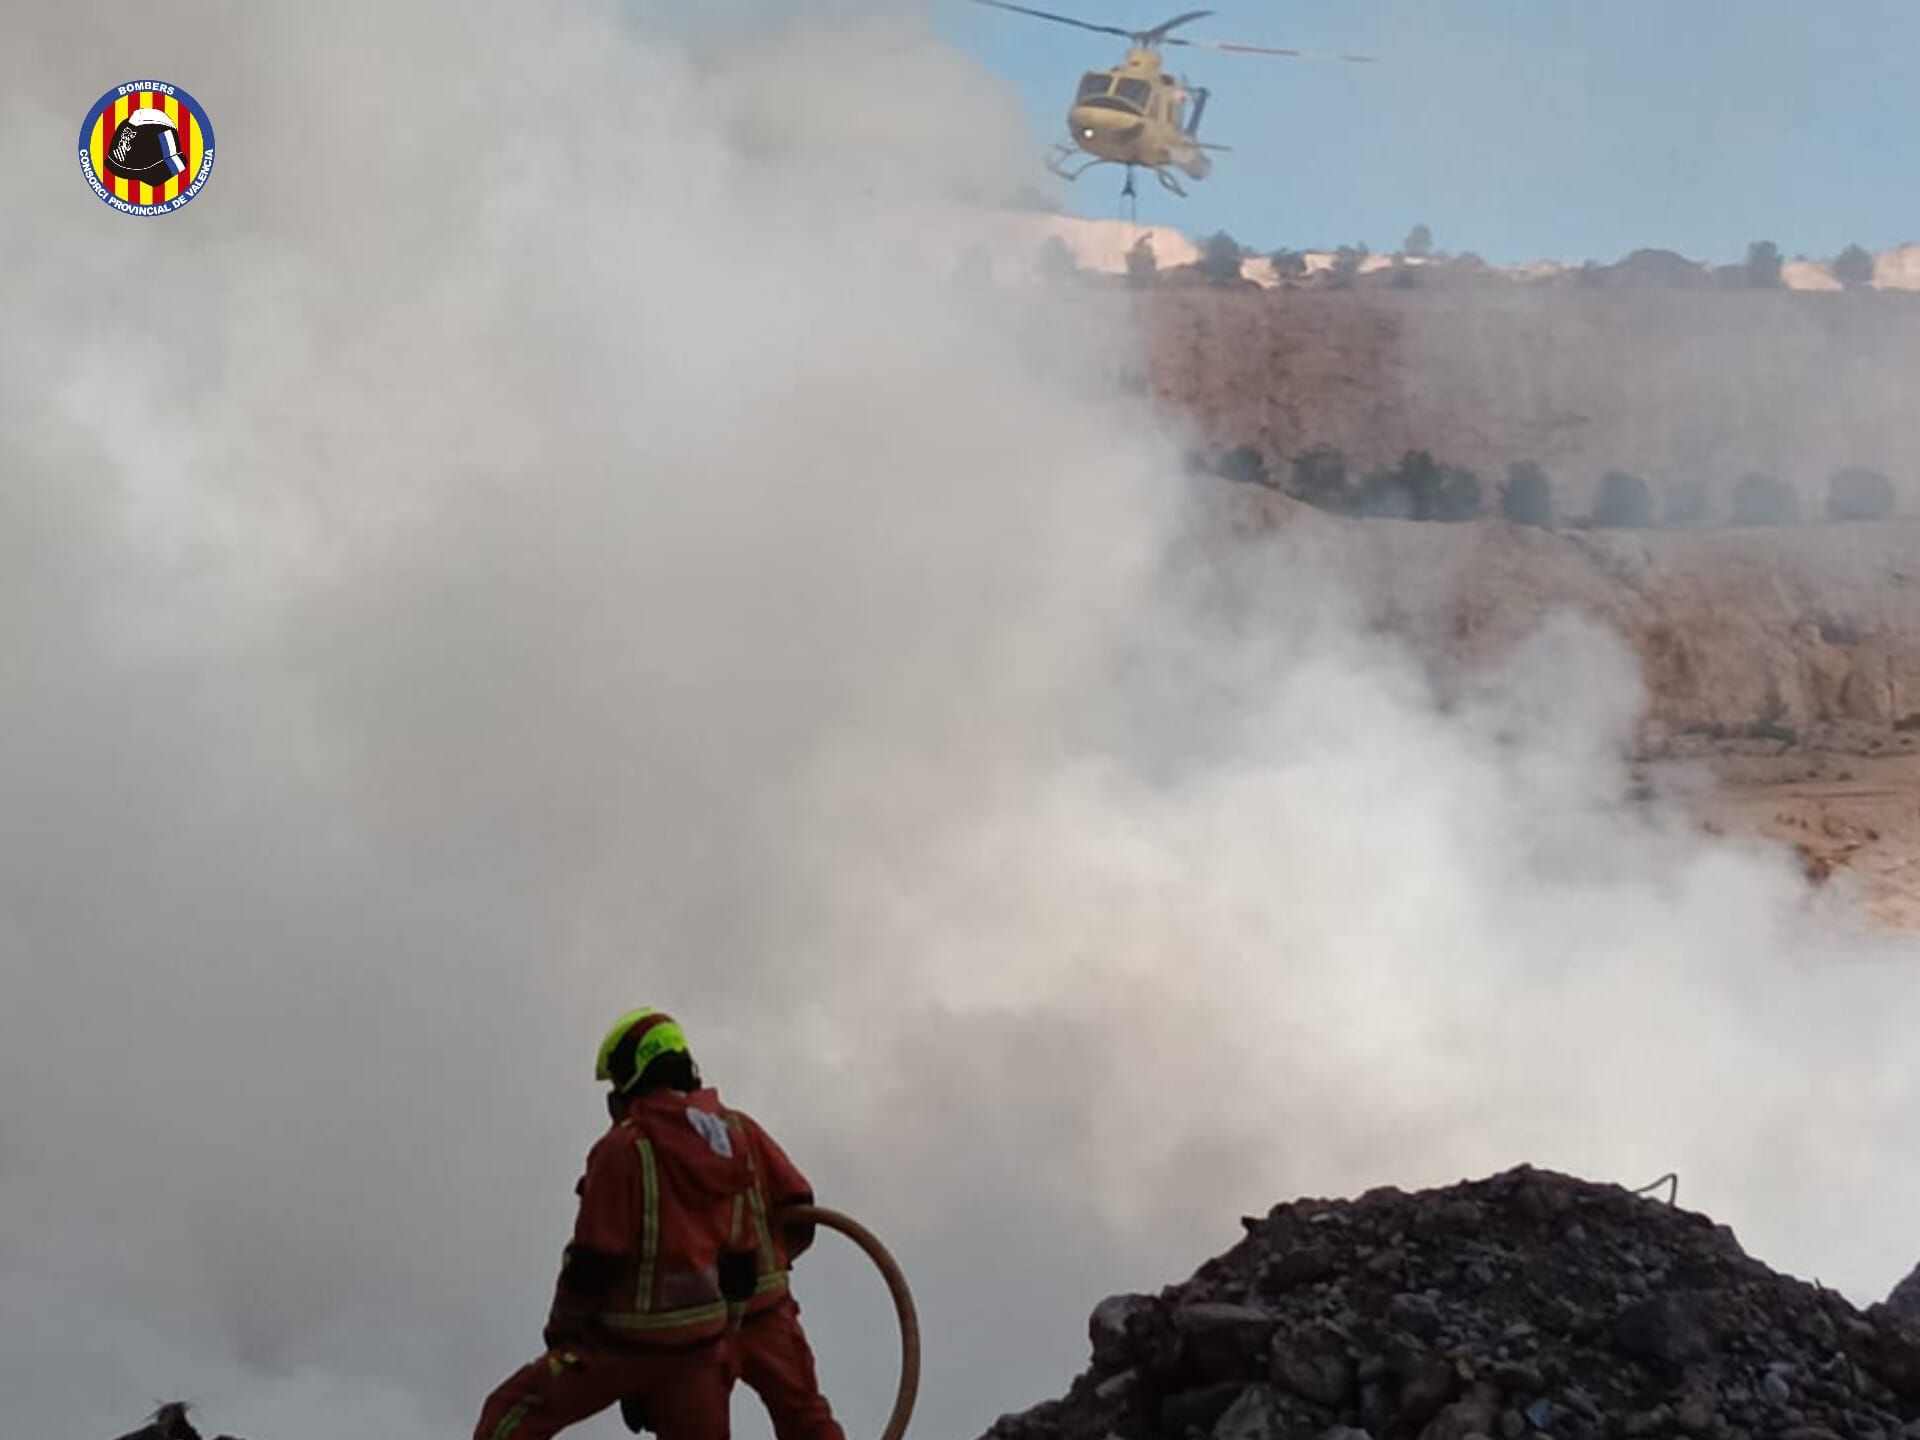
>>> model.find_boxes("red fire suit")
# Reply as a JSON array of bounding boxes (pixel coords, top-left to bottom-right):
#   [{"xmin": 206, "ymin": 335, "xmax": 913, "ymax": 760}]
[
  {"xmin": 474, "ymin": 1087, "xmax": 758, "ymax": 1440},
  {"xmin": 730, "ymin": 1112, "xmax": 847, "ymax": 1440}
]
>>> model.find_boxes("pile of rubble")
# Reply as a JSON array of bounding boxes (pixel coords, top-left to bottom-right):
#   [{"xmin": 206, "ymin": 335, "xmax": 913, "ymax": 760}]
[
  {"xmin": 113, "ymin": 1403, "xmax": 241, "ymax": 1440},
  {"xmin": 985, "ymin": 1167, "xmax": 1920, "ymax": 1440}
]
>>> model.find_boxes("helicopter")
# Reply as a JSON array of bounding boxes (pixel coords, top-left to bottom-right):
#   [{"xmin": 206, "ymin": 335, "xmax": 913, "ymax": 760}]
[{"xmin": 970, "ymin": 0, "xmax": 1374, "ymax": 202}]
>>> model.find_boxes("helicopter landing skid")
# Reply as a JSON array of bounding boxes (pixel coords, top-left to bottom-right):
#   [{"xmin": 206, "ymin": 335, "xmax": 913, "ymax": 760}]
[
  {"xmin": 1045, "ymin": 146, "xmax": 1112, "ymax": 182},
  {"xmin": 1046, "ymin": 148, "xmax": 1187, "ymax": 202}
]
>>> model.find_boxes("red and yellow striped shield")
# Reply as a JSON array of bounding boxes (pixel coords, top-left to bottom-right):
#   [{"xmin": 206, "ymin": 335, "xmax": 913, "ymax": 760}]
[{"xmin": 78, "ymin": 81, "xmax": 216, "ymax": 216}]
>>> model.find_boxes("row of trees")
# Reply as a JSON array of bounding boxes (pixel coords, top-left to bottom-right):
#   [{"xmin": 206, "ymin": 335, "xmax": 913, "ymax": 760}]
[
  {"xmin": 1748, "ymin": 240, "xmax": 1878, "ymax": 289},
  {"xmin": 1105, "ymin": 231, "xmax": 1882, "ymax": 291},
  {"xmin": 1140, "ymin": 233, "xmax": 1384, "ymax": 289},
  {"xmin": 1213, "ymin": 447, "xmax": 1902, "ymax": 528}
]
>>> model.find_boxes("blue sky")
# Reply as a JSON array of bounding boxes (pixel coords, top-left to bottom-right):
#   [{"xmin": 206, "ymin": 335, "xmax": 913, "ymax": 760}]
[{"xmin": 940, "ymin": 1, "xmax": 1920, "ymax": 264}]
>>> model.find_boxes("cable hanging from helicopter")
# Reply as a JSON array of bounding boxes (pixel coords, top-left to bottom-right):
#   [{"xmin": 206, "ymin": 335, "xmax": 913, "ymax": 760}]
[{"xmin": 969, "ymin": 0, "xmax": 1375, "ymax": 201}]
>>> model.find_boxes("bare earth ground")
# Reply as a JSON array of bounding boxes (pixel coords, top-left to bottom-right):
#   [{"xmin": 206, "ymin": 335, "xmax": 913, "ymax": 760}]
[
  {"xmin": 1143, "ymin": 282, "xmax": 1920, "ymax": 933},
  {"xmin": 1199, "ymin": 488, "xmax": 1920, "ymax": 932},
  {"xmin": 1687, "ymin": 753, "xmax": 1920, "ymax": 930},
  {"xmin": 1141, "ymin": 286, "xmax": 1920, "ymax": 512}
]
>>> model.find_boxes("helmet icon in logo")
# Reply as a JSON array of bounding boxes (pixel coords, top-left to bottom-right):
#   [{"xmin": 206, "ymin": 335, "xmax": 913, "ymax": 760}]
[
  {"xmin": 78, "ymin": 81, "xmax": 215, "ymax": 216},
  {"xmin": 106, "ymin": 107, "xmax": 188, "ymax": 184}
]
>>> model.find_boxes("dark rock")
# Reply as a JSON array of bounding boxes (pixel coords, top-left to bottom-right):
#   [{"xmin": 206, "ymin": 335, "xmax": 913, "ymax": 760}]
[
  {"xmin": 982, "ymin": 1168, "xmax": 1920, "ymax": 1440},
  {"xmin": 1264, "ymin": 1247, "xmax": 1341, "ymax": 1293},
  {"xmin": 1796, "ymin": 1311, "xmax": 1839, "ymax": 1350},
  {"xmin": 1624, "ymin": 1406, "xmax": 1673, "ymax": 1437},
  {"xmin": 1092, "ymin": 1294, "xmax": 1156, "ymax": 1371},
  {"xmin": 1491, "ymin": 1361, "xmax": 1543, "ymax": 1393},
  {"xmin": 1417, "ymin": 1385, "xmax": 1500, "ymax": 1440},
  {"xmin": 1273, "ymin": 1328, "xmax": 1357, "ymax": 1408},
  {"xmin": 1613, "ymin": 1295, "xmax": 1715, "ymax": 1366},
  {"xmin": 1162, "ymin": 1383, "xmax": 1248, "ymax": 1434},
  {"xmin": 1360, "ymin": 1380, "xmax": 1393, "ymax": 1435},
  {"xmin": 1389, "ymin": 1294, "xmax": 1444, "ymax": 1341},
  {"xmin": 1890, "ymin": 1267, "xmax": 1920, "ymax": 1326},
  {"xmin": 113, "ymin": 1405, "xmax": 218, "ymax": 1440},
  {"xmin": 1095, "ymin": 1369, "xmax": 1139, "ymax": 1403},
  {"xmin": 1395, "ymin": 1356, "xmax": 1459, "ymax": 1433},
  {"xmin": 1868, "ymin": 1332, "xmax": 1920, "ymax": 1402},
  {"xmin": 1180, "ymin": 1303, "xmax": 1281, "ymax": 1383},
  {"xmin": 1676, "ymin": 1392, "xmax": 1717, "ymax": 1433},
  {"xmin": 1560, "ymin": 1384, "xmax": 1601, "ymax": 1419},
  {"xmin": 1213, "ymin": 1385, "xmax": 1288, "ymax": 1440}
]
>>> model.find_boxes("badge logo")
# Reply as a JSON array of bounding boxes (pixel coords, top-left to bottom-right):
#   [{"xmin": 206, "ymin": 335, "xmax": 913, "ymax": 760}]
[{"xmin": 78, "ymin": 81, "xmax": 215, "ymax": 216}]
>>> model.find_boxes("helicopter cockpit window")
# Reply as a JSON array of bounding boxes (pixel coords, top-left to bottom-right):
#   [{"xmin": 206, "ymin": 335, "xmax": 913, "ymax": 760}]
[
  {"xmin": 1077, "ymin": 72, "xmax": 1112, "ymax": 99},
  {"xmin": 1113, "ymin": 77, "xmax": 1151, "ymax": 110}
]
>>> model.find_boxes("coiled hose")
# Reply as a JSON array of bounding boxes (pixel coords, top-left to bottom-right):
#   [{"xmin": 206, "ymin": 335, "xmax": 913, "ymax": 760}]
[{"xmin": 777, "ymin": 1205, "xmax": 920, "ymax": 1440}]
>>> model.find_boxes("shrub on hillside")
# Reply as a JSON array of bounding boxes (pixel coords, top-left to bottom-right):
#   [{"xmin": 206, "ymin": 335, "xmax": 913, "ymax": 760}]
[
  {"xmin": 1833, "ymin": 244, "xmax": 1876, "ymax": 289},
  {"xmin": 1403, "ymin": 223, "xmax": 1433, "ymax": 260},
  {"xmin": 1215, "ymin": 445, "xmax": 1273, "ymax": 489},
  {"xmin": 1432, "ymin": 463, "xmax": 1485, "ymax": 522},
  {"xmin": 1827, "ymin": 467, "xmax": 1896, "ymax": 521},
  {"xmin": 1287, "ymin": 444, "xmax": 1352, "ymax": 512},
  {"xmin": 1499, "ymin": 461, "xmax": 1553, "ymax": 526},
  {"xmin": 1592, "ymin": 471, "xmax": 1655, "ymax": 528},
  {"xmin": 1035, "ymin": 235, "xmax": 1078, "ymax": 284},
  {"xmin": 1125, "ymin": 235, "xmax": 1158, "ymax": 288},
  {"xmin": 1731, "ymin": 471, "xmax": 1799, "ymax": 525},
  {"xmin": 1199, "ymin": 231, "xmax": 1244, "ymax": 285},
  {"xmin": 1270, "ymin": 249, "xmax": 1309, "ymax": 283},
  {"xmin": 1662, "ymin": 477, "xmax": 1709, "ymax": 525},
  {"xmin": 1329, "ymin": 244, "xmax": 1367, "ymax": 289},
  {"xmin": 1355, "ymin": 452, "xmax": 1483, "ymax": 522},
  {"xmin": 1744, "ymin": 240, "xmax": 1784, "ymax": 289}
]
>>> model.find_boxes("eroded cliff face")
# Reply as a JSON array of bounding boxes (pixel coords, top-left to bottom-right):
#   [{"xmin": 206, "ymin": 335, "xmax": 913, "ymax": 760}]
[
  {"xmin": 1207, "ymin": 491, "xmax": 1920, "ymax": 924},
  {"xmin": 1214, "ymin": 490, "xmax": 1920, "ymax": 747},
  {"xmin": 1145, "ymin": 288, "xmax": 1920, "ymax": 513}
]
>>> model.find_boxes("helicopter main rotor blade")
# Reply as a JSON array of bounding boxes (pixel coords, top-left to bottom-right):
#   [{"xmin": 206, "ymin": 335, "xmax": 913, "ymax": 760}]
[
  {"xmin": 1166, "ymin": 36, "xmax": 1378, "ymax": 61},
  {"xmin": 968, "ymin": 0, "xmax": 1379, "ymax": 62},
  {"xmin": 967, "ymin": 0, "xmax": 1134, "ymax": 40},
  {"xmin": 1137, "ymin": 10, "xmax": 1215, "ymax": 44}
]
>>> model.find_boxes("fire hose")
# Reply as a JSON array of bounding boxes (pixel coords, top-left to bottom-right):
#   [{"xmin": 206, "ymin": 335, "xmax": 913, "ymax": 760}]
[{"xmin": 777, "ymin": 1205, "xmax": 921, "ymax": 1440}]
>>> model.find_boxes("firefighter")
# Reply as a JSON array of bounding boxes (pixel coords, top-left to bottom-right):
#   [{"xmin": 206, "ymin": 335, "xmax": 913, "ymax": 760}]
[
  {"xmin": 730, "ymin": 1113, "xmax": 847, "ymax": 1440},
  {"xmin": 473, "ymin": 1009, "xmax": 759, "ymax": 1440},
  {"xmin": 618, "ymin": 1077, "xmax": 846, "ymax": 1440}
]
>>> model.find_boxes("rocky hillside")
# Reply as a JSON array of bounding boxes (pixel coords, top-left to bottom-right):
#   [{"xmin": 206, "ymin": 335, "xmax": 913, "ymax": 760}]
[
  {"xmin": 1141, "ymin": 288, "xmax": 1920, "ymax": 511},
  {"xmin": 1212, "ymin": 490, "xmax": 1920, "ymax": 750},
  {"xmin": 983, "ymin": 1167, "xmax": 1920, "ymax": 1440},
  {"xmin": 1201, "ymin": 491, "xmax": 1920, "ymax": 923}
]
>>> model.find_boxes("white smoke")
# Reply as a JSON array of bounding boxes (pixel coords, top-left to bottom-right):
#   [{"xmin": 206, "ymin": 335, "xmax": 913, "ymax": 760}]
[{"xmin": 0, "ymin": 3, "xmax": 1915, "ymax": 1439}]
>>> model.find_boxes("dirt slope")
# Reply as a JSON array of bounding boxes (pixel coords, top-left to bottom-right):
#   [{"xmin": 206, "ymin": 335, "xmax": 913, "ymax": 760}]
[
  {"xmin": 1144, "ymin": 289, "xmax": 1920, "ymax": 512},
  {"xmin": 1214, "ymin": 491, "xmax": 1920, "ymax": 744},
  {"xmin": 1205, "ymin": 490, "xmax": 1920, "ymax": 923}
]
